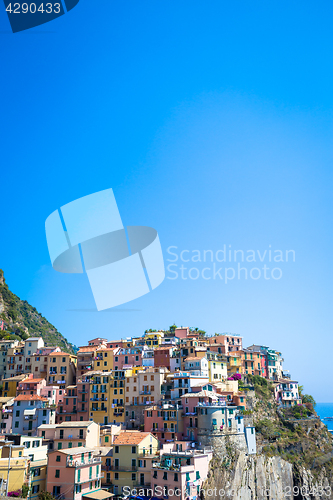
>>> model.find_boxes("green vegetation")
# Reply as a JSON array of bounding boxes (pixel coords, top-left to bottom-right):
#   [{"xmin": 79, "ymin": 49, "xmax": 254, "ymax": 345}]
[
  {"xmin": 0, "ymin": 269, "xmax": 75, "ymax": 353},
  {"xmin": 251, "ymin": 375, "xmax": 333, "ymax": 471},
  {"xmin": 21, "ymin": 484, "xmax": 29, "ymax": 498},
  {"xmin": 38, "ymin": 492, "xmax": 56, "ymax": 500},
  {"xmin": 247, "ymin": 374, "xmax": 274, "ymax": 399}
]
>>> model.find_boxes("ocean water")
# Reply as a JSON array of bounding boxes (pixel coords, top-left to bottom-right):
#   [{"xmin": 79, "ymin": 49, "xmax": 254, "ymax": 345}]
[{"xmin": 316, "ymin": 403, "xmax": 333, "ymax": 432}]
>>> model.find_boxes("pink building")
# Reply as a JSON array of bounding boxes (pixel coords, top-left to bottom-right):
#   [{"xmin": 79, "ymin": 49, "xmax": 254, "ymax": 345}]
[
  {"xmin": 181, "ymin": 387, "xmax": 226, "ymax": 441},
  {"xmin": 208, "ymin": 334, "xmax": 243, "ymax": 353},
  {"xmin": 114, "ymin": 348, "xmax": 142, "ymax": 370},
  {"xmin": 151, "ymin": 443, "xmax": 212, "ymax": 500},
  {"xmin": 274, "ymin": 379, "xmax": 301, "ymax": 407},
  {"xmin": 46, "ymin": 446, "xmax": 111, "ymax": 500},
  {"xmin": 17, "ymin": 377, "xmax": 46, "ymax": 395},
  {"xmin": 88, "ymin": 338, "xmax": 108, "ymax": 347},
  {"xmin": 174, "ymin": 327, "xmax": 190, "ymax": 339},
  {"xmin": 40, "ymin": 385, "xmax": 61, "ymax": 405},
  {"xmin": 144, "ymin": 403, "xmax": 184, "ymax": 444},
  {"xmin": 56, "ymin": 385, "xmax": 78, "ymax": 423}
]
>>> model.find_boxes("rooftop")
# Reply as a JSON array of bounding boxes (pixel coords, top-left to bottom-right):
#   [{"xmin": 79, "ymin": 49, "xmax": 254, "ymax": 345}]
[
  {"xmin": 56, "ymin": 446, "xmax": 96, "ymax": 455},
  {"xmin": 113, "ymin": 431, "xmax": 151, "ymax": 445},
  {"xmin": 57, "ymin": 421, "xmax": 93, "ymax": 428},
  {"xmin": 14, "ymin": 394, "xmax": 48, "ymax": 401}
]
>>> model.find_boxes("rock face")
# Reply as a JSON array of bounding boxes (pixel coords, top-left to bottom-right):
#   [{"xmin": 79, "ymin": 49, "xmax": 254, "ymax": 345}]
[
  {"xmin": 203, "ymin": 450, "xmax": 333, "ymax": 500},
  {"xmin": 203, "ymin": 452, "xmax": 293, "ymax": 500}
]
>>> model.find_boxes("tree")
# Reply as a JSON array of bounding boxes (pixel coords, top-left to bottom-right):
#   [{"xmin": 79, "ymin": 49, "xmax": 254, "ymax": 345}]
[
  {"xmin": 38, "ymin": 492, "xmax": 56, "ymax": 500},
  {"xmin": 302, "ymin": 394, "xmax": 316, "ymax": 407}
]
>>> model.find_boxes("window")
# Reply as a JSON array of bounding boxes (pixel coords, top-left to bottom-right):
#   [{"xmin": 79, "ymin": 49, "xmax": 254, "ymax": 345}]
[
  {"xmin": 15, "ymin": 422, "xmax": 19, "ymax": 428},
  {"xmin": 56, "ymin": 455, "xmax": 61, "ymax": 462},
  {"xmin": 34, "ymin": 468, "xmax": 41, "ymax": 477},
  {"xmin": 131, "ymin": 473, "xmax": 136, "ymax": 481},
  {"xmin": 32, "ymin": 485, "xmax": 40, "ymax": 494},
  {"xmin": 55, "ymin": 470, "xmax": 60, "ymax": 478},
  {"xmin": 105, "ymin": 436, "xmax": 109, "ymax": 443},
  {"xmin": 115, "ymin": 446, "xmax": 119, "ymax": 454},
  {"xmin": 132, "ymin": 446, "xmax": 136, "ymax": 453},
  {"xmin": 58, "ymin": 442, "xmax": 62, "ymax": 450}
]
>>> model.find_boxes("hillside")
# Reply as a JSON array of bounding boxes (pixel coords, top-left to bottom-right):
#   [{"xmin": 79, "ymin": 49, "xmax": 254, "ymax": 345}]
[{"xmin": 0, "ymin": 269, "xmax": 75, "ymax": 354}]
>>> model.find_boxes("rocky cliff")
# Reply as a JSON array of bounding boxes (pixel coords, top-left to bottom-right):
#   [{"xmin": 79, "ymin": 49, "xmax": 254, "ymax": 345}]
[{"xmin": 202, "ymin": 377, "xmax": 333, "ymax": 499}]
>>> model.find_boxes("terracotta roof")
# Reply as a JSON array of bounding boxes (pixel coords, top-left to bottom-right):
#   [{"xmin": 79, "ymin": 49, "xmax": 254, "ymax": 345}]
[
  {"xmin": 14, "ymin": 394, "xmax": 48, "ymax": 401},
  {"xmin": 18, "ymin": 378, "xmax": 44, "ymax": 384},
  {"xmin": 113, "ymin": 431, "xmax": 151, "ymax": 445},
  {"xmin": 77, "ymin": 347, "xmax": 97, "ymax": 353}
]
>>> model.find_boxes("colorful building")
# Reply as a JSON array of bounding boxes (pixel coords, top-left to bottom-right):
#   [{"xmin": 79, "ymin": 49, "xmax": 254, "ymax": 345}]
[
  {"xmin": 46, "ymin": 446, "xmax": 108, "ymax": 500},
  {"xmin": 47, "ymin": 352, "xmax": 77, "ymax": 389},
  {"xmin": 12, "ymin": 394, "xmax": 56, "ymax": 436},
  {"xmin": 110, "ymin": 431, "xmax": 159, "ymax": 497}
]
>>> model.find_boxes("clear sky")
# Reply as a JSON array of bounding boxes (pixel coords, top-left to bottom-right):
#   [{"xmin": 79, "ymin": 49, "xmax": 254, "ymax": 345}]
[{"xmin": 1, "ymin": 0, "xmax": 332, "ymax": 401}]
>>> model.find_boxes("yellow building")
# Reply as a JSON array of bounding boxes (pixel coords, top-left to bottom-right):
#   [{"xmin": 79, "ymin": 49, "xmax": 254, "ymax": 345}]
[
  {"xmin": 6, "ymin": 343, "xmax": 25, "ymax": 378},
  {"xmin": 143, "ymin": 332, "xmax": 164, "ymax": 347},
  {"xmin": 227, "ymin": 354, "xmax": 242, "ymax": 375},
  {"xmin": 29, "ymin": 459, "xmax": 47, "ymax": 500},
  {"xmin": 207, "ymin": 358, "xmax": 228, "ymax": 382},
  {"xmin": 1, "ymin": 374, "xmax": 29, "ymax": 398},
  {"xmin": 0, "ymin": 443, "xmax": 29, "ymax": 493},
  {"xmin": 111, "ymin": 431, "xmax": 159, "ymax": 496},
  {"xmin": 94, "ymin": 348, "xmax": 114, "ymax": 372},
  {"xmin": 47, "ymin": 352, "xmax": 77, "ymax": 389},
  {"xmin": 87, "ymin": 371, "xmax": 125, "ymax": 425}
]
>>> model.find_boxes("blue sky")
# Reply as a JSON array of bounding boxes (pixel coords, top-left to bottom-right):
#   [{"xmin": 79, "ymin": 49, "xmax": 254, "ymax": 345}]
[{"xmin": 1, "ymin": 0, "xmax": 332, "ymax": 401}]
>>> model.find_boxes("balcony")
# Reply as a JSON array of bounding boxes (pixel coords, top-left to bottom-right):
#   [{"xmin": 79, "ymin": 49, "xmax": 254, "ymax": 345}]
[
  {"xmin": 197, "ymin": 401, "xmax": 227, "ymax": 407},
  {"xmin": 137, "ymin": 452, "xmax": 160, "ymax": 459},
  {"xmin": 109, "ymin": 465, "xmax": 137, "ymax": 471},
  {"xmin": 133, "ymin": 483, "xmax": 151, "ymax": 489},
  {"xmin": 139, "ymin": 391, "xmax": 151, "ymax": 395},
  {"xmin": 23, "ymin": 425, "xmax": 36, "ymax": 431},
  {"xmin": 67, "ymin": 457, "xmax": 101, "ymax": 467},
  {"xmin": 151, "ymin": 428, "xmax": 176, "ymax": 433},
  {"xmin": 75, "ymin": 474, "xmax": 104, "ymax": 484}
]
